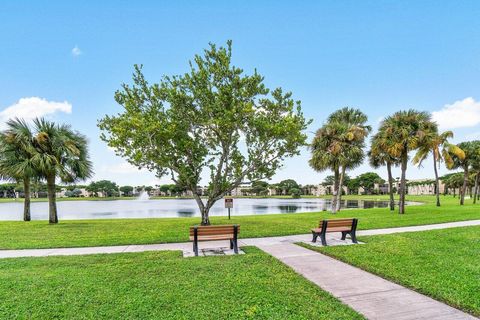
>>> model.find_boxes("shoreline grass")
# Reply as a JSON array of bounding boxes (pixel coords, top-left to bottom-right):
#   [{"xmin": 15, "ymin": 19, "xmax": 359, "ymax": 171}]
[{"xmin": 0, "ymin": 195, "xmax": 479, "ymax": 250}]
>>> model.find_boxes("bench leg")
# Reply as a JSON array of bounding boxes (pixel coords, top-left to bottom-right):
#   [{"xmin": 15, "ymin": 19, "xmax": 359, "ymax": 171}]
[
  {"xmin": 320, "ymin": 233, "xmax": 327, "ymax": 246},
  {"xmin": 312, "ymin": 232, "xmax": 318, "ymax": 243},
  {"xmin": 341, "ymin": 231, "xmax": 347, "ymax": 240},
  {"xmin": 350, "ymin": 231, "xmax": 358, "ymax": 244},
  {"xmin": 232, "ymin": 239, "xmax": 239, "ymax": 254},
  {"xmin": 193, "ymin": 241, "xmax": 199, "ymax": 256},
  {"xmin": 229, "ymin": 239, "xmax": 233, "ymax": 249}
]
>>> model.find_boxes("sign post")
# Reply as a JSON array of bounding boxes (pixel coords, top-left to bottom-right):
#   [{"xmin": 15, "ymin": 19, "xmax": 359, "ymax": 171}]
[{"xmin": 225, "ymin": 198, "xmax": 233, "ymax": 219}]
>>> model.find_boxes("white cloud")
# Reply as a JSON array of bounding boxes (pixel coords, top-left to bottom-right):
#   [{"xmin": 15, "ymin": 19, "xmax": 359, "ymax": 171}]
[
  {"xmin": 71, "ymin": 45, "xmax": 82, "ymax": 57},
  {"xmin": 0, "ymin": 97, "xmax": 72, "ymax": 124},
  {"xmin": 431, "ymin": 97, "xmax": 480, "ymax": 130},
  {"xmin": 465, "ymin": 131, "xmax": 480, "ymax": 140},
  {"xmin": 102, "ymin": 162, "xmax": 147, "ymax": 174}
]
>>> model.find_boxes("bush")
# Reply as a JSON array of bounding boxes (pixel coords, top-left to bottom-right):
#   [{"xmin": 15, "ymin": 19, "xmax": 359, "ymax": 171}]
[
  {"xmin": 290, "ymin": 188, "xmax": 301, "ymax": 198},
  {"xmin": 64, "ymin": 191, "xmax": 75, "ymax": 197}
]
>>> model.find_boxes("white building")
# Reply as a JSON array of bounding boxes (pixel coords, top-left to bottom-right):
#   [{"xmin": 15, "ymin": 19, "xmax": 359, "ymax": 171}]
[{"xmin": 408, "ymin": 180, "xmax": 444, "ymax": 195}]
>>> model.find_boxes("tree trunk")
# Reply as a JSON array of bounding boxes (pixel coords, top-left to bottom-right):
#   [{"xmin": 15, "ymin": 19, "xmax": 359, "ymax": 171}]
[
  {"xmin": 460, "ymin": 167, "xmax": 468, "ymax": 205},
  {"xmin": 46, "ymin": 174, "xmax": 58, "ymax": 224},
  {"xmin": 336, "ymin": 166, "xmax": 346, "ymax": 212},
  {"xmin": 399, "ymin": 154, "xmax": 408, "ymax": 214},
  {"xmin": 331, "ymin": 167, "xmax": 340, "ymax": 213},
  {"xmin": 23, "ymin": 178, "xmax": 31, "ymax": 221},
  {"xmin": 201, "ymin": 207, "xmax": 211, "ymax": 225},
  {"xmin": 473, "ymin": 173, "xmax": 479, "ymax": 204},
  {"xmin": 193, "ymin": 192, "xmax": 210, "ymax": 225},
  {"xmin": 432, "ymin": 151, "xmax": 441, "ymax": 207},
  {"xmin": 387, "ymin": 162, "xmax": 395, "ymax": 211}
]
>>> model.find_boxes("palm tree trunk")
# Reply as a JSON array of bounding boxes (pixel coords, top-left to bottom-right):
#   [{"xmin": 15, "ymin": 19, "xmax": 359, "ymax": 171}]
[
  {"xmin": 23, "ymin": 177, "xmax": 31, "ymax": 221},
  {"xmin": 387, "ymin": 162, "xmax": 395, "ymax": 211},
  {"xmin": 474, "ymin": 173, "xmax": 479, "ymax": 204},
  {"xmin": 460, "ymin": 167, "xmax": 468, "ymax": 205},
  {"xmin": 46, "ymin": 174, "xmax": 58, "ymax": 224},
  {"xmin": 399, "ymin": 154, "xmax": 408, "ymax": 214},
  {"xmin": 432, "ymin": 152, "xmax": 441, "ymax": 207},
  {"xmin": 331, "ymin": 167, "xmax": 340, "ymax": 213},
  {"xmin": 336, "ymin": 166, "xmax": 346, "ymax": 212}
]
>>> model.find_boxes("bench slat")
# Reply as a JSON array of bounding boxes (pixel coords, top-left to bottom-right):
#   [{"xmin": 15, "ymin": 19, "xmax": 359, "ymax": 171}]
[
  {"xmin": 189, "ymin": 225, "xmax": 240, "ymax": 235},
  {"xmin": 189, "ymin": 231, "xmax": 237, "ymax": 236},
  {"xmin": 189, "ymin": 225, "xmax": 240, "ymax": 230},
  {"xmin": 189, "ymin": 227, "xmax": 240, "ymax": 236},
  {"xmin": 189, "ymin": 235, "xmax": 234, "ymax": 241},
  {"xmin": 312, "ymin": 226, "xmax": 352, "ymax": 233},
  {"xmin": 318, "ymin": 219, "xmax": 354, "ymax": 228}
]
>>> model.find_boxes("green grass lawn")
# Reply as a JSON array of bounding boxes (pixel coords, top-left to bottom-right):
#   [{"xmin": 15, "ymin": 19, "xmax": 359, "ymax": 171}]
[
  {"xmin": 0, "ymin": 247, "xmax": 362, "ymax": 320},
  {"xmin": 0, "ymin": 195, "xmax": 479, "ymax": 249},
  {"xmin": 303, "ymin": 226, "xmax": 480, "ymax": 317}
]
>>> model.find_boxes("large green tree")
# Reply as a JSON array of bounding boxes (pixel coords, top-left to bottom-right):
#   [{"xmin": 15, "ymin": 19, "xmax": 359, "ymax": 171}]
[
  {"xmin": 0, "ymin": 119, "xmax": 38, "ymax": 221},
  {"xmin": 413, "ymin": 129, "xmax": 465, "ymax": 206},
  {"xmin": 378, "ymin": 110, "xmax": 433, "ymax": 214},
  {"xmin": 119, "ymin": 185, "xmax": 134, "ymax": 196},
  {"xmin": 32, "ymin": 118, "xmax": 93, "ymax": 223},
  {"xmin": 99, "ymin": 41, "xmax": 310, "ymax": 225},
  {"xmin": 355, "ymin": 172, "xmax": 385, "ymax": 194},
  {"xmin": 250, "ymin": 181, "xmax": 269, "ymax": 196},
  {"xmin": 278, "ymin": 179, "xmax": 300, "ymax": 195},
  {"xmin": 88, "ymin": 180, "xmax": 118, "ymax": 197}
]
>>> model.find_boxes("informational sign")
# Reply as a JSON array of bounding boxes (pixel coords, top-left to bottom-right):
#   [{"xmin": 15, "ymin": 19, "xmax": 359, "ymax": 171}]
[{"xmin": 225, "ymin": 198, "xmax": 233, "ymax": 208}]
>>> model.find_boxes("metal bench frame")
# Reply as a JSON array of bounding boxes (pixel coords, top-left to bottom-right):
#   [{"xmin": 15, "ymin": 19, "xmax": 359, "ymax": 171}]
[
  {"xmin": 192, "ymin": 224, "xmax": 239, "ymax": 256},
  {"xmin": 311, "ymin": 218, "xmax": 358, "ymax": 246}
]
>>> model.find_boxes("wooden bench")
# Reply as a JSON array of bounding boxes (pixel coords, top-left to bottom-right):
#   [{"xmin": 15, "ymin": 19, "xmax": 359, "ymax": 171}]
[
  {"xmin": 189, "ymin": 225, "xmax": 240, "ymax": 256},
  {"xmin": 311, "ymin": 218, "xmax": 358, "ymax": 246}
]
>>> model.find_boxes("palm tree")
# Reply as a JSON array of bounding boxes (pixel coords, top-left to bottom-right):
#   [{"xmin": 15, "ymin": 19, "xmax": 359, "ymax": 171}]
[
  {"xmin": 412, "ymin": 129, "xmax": 465, "ymax": 206},
  {"xmin": 379, "ymin": 110, "xmax": 433, "ymax": 214},
  {"xmin": 442, "ymin": 173, "xmax": 464, "ymax": 197},
  {"xmin": 32, "ymin": 118, "xmax": 93, "ymax": 223},
  {"xmin": 310, "ymin": 108, "xmax": 370, "ymax": 213},
  {"xmin": 451, "ymin": 141, "xmax": 480, "ymax": 205},
  {"xmin": 327, "ymin": 108, "xmax": 371, "ymax": 211},
  {"xmin": 310, "ymin": 122, "xmax": 342, "ymax": 212},
  {"xmin": 468, "ymin": 147, "xmax": 480, "ymax": 204},
  {"xmin": 0, "ymin": 119, "xmax": 38, "ymax": 221},
  {"xmin": 368, "ymin": 131, "xmax": 399, "ymax": 211}
]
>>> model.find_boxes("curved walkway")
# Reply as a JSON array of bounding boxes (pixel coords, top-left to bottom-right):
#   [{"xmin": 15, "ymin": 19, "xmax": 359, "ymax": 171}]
[
  {"xmin": 259, "ymin": 243, "xmax": 476, "ymax": 320},
  {"xmin": 0, "ymin": 219, "xmax": 479, "ymax": 319}
]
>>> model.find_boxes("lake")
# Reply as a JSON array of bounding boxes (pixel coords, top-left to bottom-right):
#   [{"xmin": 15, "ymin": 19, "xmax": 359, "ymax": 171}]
[{"xmin": 0, "ymin": 198, "xmax": 419, "ymax": 221}]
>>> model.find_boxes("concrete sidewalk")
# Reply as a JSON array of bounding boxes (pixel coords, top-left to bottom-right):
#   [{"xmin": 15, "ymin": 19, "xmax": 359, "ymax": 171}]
[
  {"xmin": 0, "ymin": 219, "xmax": 479, "ymax": 259},
  {"xmin": 259, "ymin": 243, "xmax": 476, "ymax": 320}
]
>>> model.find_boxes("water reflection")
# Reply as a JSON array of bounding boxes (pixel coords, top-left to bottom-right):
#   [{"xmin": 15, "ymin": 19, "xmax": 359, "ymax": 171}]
[
  {"xmin": 0, "ymin": 198, "xmax": 419, "ymax": 221},
  {"xmin": 278, "ymin": 205, "xmax": 299, "ymax": 213},
  {"xmin": 177, "ymin": 210, "xmax": 195, "ymax": 217}
]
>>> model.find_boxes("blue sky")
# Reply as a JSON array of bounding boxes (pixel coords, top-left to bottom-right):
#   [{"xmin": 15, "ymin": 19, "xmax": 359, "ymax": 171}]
[{"xmin": 1, "ymin": 1, "xmax": 480, "ymax": 186}]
